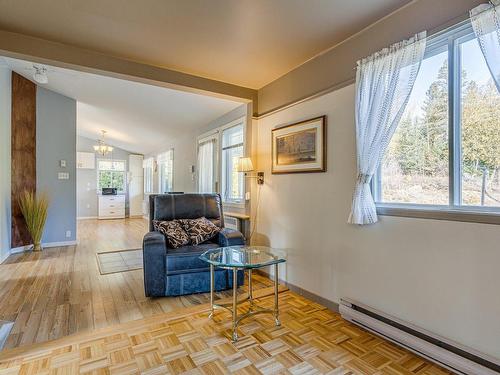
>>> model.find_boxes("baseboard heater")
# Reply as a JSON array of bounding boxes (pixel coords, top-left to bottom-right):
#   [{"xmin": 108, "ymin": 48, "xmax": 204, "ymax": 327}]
[{"xmin": 339, "ymin": 298, "xmax": 500, "ymax": 375}]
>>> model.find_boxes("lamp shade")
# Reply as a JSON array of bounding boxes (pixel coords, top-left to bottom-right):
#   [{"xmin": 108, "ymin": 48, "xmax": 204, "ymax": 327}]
[{"xmin": 237, "ymin": 157, "xmax": 254, "ymax": 172}]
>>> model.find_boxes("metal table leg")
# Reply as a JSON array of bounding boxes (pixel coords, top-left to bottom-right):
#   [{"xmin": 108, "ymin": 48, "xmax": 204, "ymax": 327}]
[
  {"xmin": 209, "ymin": 264, "xmax": 214, "ymax": 319},
  {"xmin": 209, "ymin": 264, "xmax": 281, "ymax": 342},
  {"xmin": 232, "ymin": 268, "xmax": 238, "ymax": 341},
  {"xmin": 274, "ymin": 263, "xmax": 280, "ymax": 326},
  {"xmin": 248, "ymin": 269, "xmax": 253, "ymax": 305}
]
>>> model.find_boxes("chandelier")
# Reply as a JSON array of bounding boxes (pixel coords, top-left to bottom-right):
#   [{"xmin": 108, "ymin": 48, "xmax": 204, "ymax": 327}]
[{"xmin": 93, "ymin": 130, "xmax": 114, "ymax": 156}]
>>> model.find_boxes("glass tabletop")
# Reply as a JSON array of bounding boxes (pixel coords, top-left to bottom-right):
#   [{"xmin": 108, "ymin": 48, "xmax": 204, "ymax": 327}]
[{"xmin": 199, "ymin": 246, "xmax": 286, "ymax": 269}]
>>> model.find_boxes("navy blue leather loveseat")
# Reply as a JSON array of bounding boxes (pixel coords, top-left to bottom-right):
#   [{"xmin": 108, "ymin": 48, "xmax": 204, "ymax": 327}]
[{"xmin": 143, "ymin": 193, "xmax": 245, "ymax": 297}]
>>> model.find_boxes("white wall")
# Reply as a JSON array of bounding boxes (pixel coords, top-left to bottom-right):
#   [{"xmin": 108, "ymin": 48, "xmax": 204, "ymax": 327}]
[
  {"xmin": 144, "ymin": 133, "xmax": 197, "ymax": 195},
  {"xmin": 145, "ymin": 104, "xmax": 250, "ymax": 195},
  {"xmin": 0, "ymin": 66, "xmax": 11, "ymax": 262},
  {"xmin": 253, "ymin": 84, "xmax": 500, "ymax": 360}
]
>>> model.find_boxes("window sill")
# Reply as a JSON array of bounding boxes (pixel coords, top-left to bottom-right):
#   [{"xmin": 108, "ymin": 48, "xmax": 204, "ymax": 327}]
[
  {"xmin": 223, "ymin": 201, "xmax": 246, "ymax": 209},
  {"xmin": 376, "ymin": 204, "xmax": 500, "ymax": 225}
]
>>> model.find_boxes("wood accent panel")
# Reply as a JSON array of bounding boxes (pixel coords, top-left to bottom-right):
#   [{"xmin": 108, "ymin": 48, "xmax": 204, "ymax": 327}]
[{"xmin": 10, "ymin": 72, "xmax": 36, "ymax": 248}]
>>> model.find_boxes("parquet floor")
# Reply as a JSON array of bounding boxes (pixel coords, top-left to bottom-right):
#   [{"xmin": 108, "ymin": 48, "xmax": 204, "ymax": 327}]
[
  {"xmin": 0, "ymin": 219, "xmax": 271, "ymax": 349},
  {"xmin": 0, "ymin": 289, "xmax": 451, "ymax": 375}
]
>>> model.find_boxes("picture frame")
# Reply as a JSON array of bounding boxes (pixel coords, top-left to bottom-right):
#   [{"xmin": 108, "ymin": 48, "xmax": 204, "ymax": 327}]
[{"xmin": 271, "ymin": 116, "xmax": 326, "ymax": 174}]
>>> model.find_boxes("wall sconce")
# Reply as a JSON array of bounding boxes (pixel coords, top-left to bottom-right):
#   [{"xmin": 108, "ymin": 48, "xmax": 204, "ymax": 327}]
[{"xmin": 237, "ymin": 157, "xmax": 264, "ymax": 184}]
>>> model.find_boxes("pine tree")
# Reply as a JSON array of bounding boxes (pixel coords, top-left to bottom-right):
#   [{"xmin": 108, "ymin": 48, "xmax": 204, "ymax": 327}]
[
  {"xmin": 419, "ymin": 61, "xmax": 449, "ymax": 176},
  {"xmin": 462, "ymin": 79, "xmax": 500, "ymax": 176}
]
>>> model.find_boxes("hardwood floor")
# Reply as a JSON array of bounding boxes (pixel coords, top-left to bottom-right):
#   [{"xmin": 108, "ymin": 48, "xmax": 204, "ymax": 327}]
[
  {"xmin": 0, "ymin": 218, "xmax": 272, "ymax": 350},
  {"xmin": 0, "ymin": 289, "xmax": 451, "ymax": 374},
  {"xmin": 0, "ymin": 219, "xmax": 452, "ymax": 374}
]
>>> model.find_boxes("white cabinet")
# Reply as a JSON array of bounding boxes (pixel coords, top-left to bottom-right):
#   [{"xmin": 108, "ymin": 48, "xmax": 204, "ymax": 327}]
[
  {"xmin": 128, "ymin": 154, "xmax": 144, "ymax": 217},
  {"xmin": 98, "ymin": 195, "xmax": 125, "ymax": 219},
  {"xmin": 77, "ymin": 152, "xmax": 95, "ymax": 169}
]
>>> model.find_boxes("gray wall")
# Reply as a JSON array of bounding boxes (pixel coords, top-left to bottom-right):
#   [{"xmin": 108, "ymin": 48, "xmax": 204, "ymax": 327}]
[
  {"xmin": 77, "ymin": 135, "xmax": 133, "ymax": 218},
  {"xmin": 0, "ymin": 66, "xmax": 11, "ymax": 262},
  {"xmin": 201, "ymin": 104, "xmax": 247, "ymax": 134},
  {"xmin": 36, "ymin": 87, "xmax": 77, "ymax": 243}
]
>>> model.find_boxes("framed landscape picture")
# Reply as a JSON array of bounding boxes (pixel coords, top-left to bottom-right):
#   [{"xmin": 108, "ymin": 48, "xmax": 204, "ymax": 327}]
[{"xmin": 271, "ymin": 116, "xmax": 326, "ymax": 174}]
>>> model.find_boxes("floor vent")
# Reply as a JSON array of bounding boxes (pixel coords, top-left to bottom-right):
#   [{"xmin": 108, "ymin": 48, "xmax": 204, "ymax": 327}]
[{"xmin": 339, "ymin": 298, "xmax": 499, "ymax": 375}]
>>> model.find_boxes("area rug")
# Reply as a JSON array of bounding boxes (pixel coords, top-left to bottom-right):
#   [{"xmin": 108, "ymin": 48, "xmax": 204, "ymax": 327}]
[{"xmin": 96, "ymin": 248, "xmax": 142, "ymax": 275}]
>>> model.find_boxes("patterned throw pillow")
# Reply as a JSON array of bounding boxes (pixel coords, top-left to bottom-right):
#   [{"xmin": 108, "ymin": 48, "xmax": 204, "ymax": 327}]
[
  {"xmin": 153, "ymin": 220, "xmax": 190, "ymax": 248},
  {"xmin": 179, "ymin": 217, "xmax": 220, "ymax": 245}
]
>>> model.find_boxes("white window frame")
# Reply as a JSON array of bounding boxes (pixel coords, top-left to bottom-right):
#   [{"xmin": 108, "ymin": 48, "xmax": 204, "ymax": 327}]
[
  {"xmin": 157, "ymin": 149, "xmax": 174, "ymax": 194},
  {"xmin": 196, "ymin": 116, "xmax": 247, "ymax": 206},
  {"xmin": 97, "ymin": 159, "xmax": 127, "ymax": 194},
  {"xmin": 373, "ymin": 20, "xmax": 500, "ymax": 224},
  {"xmin": 197, "ymin": 133, "xmax": 219, "ymax": 193}
]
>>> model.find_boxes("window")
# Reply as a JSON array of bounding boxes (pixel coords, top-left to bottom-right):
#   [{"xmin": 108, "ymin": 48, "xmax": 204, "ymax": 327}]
[
  {"xmin": 97, "ymin": 159, "xmax": 126, "ymax": 194},
  {"xmin": 460, "ymin": 38, "xmax": 500, "ymax": 207},
  {"xmin": 197, "ymin": 136, "xmax": 217, "ymax": 193},
  {"xmin": 143, "ymin": 157, "xmax": 154, "ymax": 194},
  {"xmin": 375, "ymin": 22, "xmax": 500, "ymax": 215},
  {"xmin": 221, "ymin": 123, "xmax": 244, "ymax": 203},
  {"xmin": 196, "ymin": 117, "xmax": 246, "ymax": 204},
  {"xmin": 158, "ymin": 150, "xmax": 173, "ymax": 193}
]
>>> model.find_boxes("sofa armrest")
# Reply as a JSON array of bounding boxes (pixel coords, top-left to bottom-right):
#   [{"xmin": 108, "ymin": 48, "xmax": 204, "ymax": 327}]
[
  {"xmin": 218, "ymin": 228, "xmax": 245, "ymax": 247},
  {"xmin": 143, "ymin": 231, "xmax": 167, "ymax": 297}
]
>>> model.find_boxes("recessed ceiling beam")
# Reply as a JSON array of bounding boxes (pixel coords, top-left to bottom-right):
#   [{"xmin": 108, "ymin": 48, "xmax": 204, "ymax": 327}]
[{"xmin": 0, "ymin": 29, "xmax": 258, "ymax": 115}]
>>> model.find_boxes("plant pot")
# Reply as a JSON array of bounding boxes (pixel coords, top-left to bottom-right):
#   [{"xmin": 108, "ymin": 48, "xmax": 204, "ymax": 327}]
[{"xmin": 32, "ymin": 243, "xmax": 43, "ymax": 252}]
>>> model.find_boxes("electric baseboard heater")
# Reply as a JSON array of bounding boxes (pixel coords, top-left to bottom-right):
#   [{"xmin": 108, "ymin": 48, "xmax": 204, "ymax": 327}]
[{"xmin": 339, "ymin": 298, "xmax": 500, "ymax": 375}]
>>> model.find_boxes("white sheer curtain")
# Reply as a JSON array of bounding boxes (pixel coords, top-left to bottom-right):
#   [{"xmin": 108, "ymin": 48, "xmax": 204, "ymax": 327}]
[
  {"xmin": 197, "ymin": 139, "xmax": 215, "ymax": 193},
  {"xmin": 471, "ymin": 0, "xmax": 500, "ymax": 92},
  {"xmin": 348, "ymin": 32, "xmax": 427, "ymax": 225}
]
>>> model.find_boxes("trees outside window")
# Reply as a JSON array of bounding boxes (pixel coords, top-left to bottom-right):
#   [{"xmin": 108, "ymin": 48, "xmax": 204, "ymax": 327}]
[
  {"xmin": 97, "ymin": 160, "xmax": 126, "ymax": 194},
  {"xmin": 377, "ymin": 25, "xmax": 500, "ymax": 210}
]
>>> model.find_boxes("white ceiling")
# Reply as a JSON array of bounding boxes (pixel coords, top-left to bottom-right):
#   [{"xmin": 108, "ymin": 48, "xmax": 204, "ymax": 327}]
[
  {"xmin": 3, "ymin": 56, "xmax": 242, "ymax": 154},
  {"xmin": 0, "ymin": 0, "xmax": 411, "ymax": 88}
]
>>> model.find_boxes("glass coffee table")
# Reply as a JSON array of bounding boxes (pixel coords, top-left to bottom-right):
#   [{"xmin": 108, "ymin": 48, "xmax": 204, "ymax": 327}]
[{"xmin": 199, "ymin": 245, "xmax": 286, "ymax": 342}]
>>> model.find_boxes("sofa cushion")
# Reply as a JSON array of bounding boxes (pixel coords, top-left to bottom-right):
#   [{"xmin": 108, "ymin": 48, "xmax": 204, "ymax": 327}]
[
  {"xmin": 165, "ymin": 242, "xmax": 220, "ymax": 274},
  {"xmin": 179, "ymin": 217, "xmax": 221, "ymax": 245},
  {"xmin": 153, "ymin": 220, "xmax": 190, "ymax": 248}
]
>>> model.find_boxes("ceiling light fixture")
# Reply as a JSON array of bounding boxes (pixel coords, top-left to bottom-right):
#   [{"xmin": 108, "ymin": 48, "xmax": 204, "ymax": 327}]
[
  {"xmin": 93, "ymin": 130, "xmax": 114, "ymax": 156},
  {"xmin": 33, "ymin": 65, "xmax": 48, "ymax": 84}
]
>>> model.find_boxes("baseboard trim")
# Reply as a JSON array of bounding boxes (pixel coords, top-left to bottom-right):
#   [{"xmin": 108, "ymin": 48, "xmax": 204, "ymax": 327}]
[
  {"xmin": 10, "ymin": 240, "xmax": 78, "ymax": 254},
  {"xmin": 0, "ymin": 251, "xmax": 11, "ymax": 264},
  {"xmin": 254, "ymin": 269, "xmax": 339, "ymax": 312},
  {"xmin": 77, "ymin": 216, "xmax": 97, "ymax": 220},
  {"xmin": 10, "ymin": 246, "xmax": 30, "ymax": 254},
  {"xmin": 43, "ymin": 240, "xmax": 78, "ymax": 248}
]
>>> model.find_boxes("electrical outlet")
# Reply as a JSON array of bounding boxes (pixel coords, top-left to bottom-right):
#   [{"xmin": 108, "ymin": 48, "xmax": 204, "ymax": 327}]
[{"xmin": 65, "ymin": 230, "xmax": 71, "ymax": 238}]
